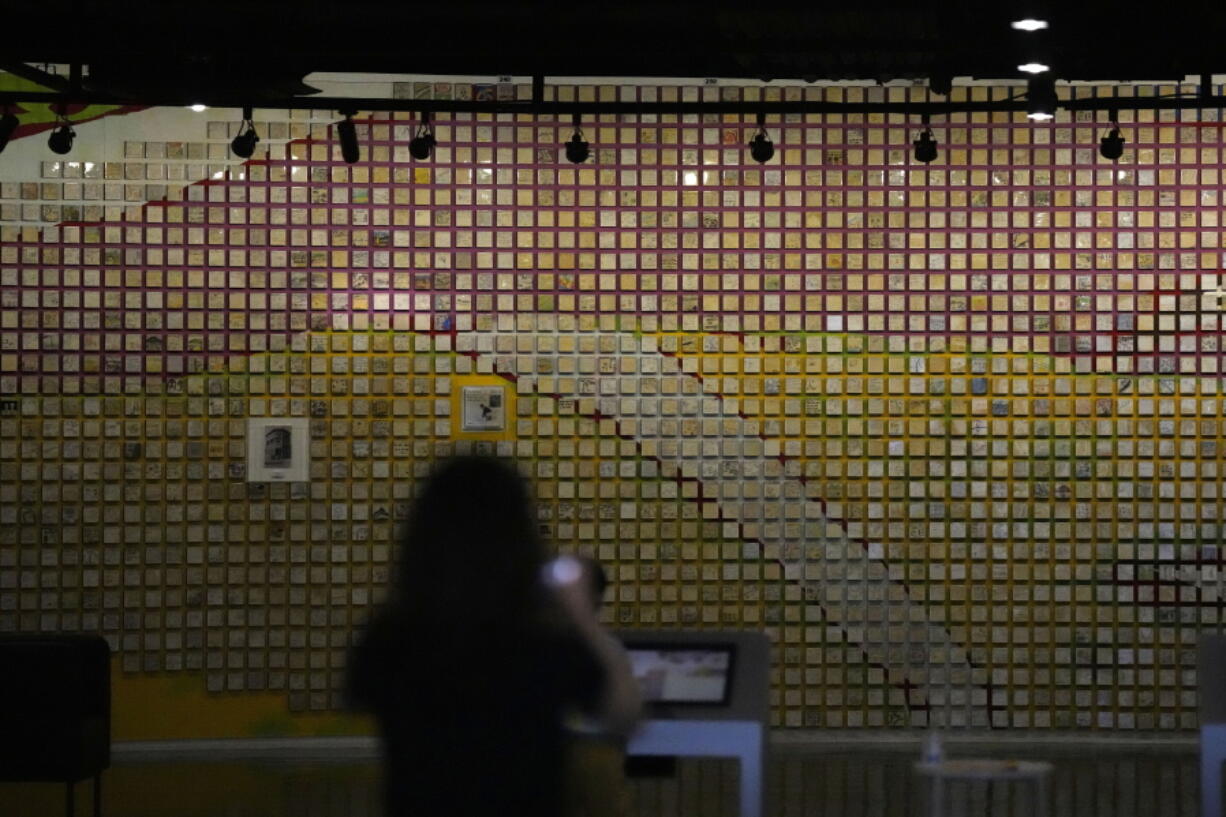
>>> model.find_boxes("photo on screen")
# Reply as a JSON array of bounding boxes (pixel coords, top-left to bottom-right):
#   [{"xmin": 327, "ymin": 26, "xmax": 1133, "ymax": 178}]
[{"xmin": 624, "ymin": 644, "xmax": 736, "ymax": 705}]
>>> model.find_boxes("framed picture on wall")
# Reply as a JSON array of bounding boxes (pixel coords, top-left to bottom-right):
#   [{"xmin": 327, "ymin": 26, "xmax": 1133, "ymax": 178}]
[
  {"xmin": 246, "ymin": 417, "xmax": 310, "ymax": 482},
  {"xmin": 461, "ymin": 386, "xmax": 506, "ymax": 432}
]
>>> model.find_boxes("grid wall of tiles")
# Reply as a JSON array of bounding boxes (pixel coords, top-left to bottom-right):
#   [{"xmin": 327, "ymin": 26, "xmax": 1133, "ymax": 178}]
[{"xmin": 1, "ymin": 81, "xmax": 1224, "ymax": 730}]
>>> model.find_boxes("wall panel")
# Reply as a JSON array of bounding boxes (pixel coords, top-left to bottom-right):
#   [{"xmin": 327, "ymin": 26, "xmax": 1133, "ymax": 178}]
[{"xmin": 0, "ymin": 79, "xmax": 1222, "ymax": 734}]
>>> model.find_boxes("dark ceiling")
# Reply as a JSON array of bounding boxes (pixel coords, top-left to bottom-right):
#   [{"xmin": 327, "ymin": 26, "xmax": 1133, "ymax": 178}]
[{"xmin": 6, "ymin": 1, "xmax": 1226, "ymax": 95}]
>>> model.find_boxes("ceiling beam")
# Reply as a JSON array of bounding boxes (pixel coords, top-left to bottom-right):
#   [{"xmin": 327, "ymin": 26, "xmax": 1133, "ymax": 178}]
[{"xmin": 0, "ymin": 63, "xmax": 72, "ymax": 93}]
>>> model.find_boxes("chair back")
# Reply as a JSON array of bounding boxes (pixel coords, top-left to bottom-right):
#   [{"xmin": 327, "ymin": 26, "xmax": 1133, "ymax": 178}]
[{"xmin": 0, "ymin": 634, "xmax": 111, "ymax": 782}]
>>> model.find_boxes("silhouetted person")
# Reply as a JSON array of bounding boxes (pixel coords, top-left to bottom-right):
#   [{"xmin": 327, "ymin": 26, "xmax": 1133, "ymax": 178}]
[{"xmin": 348, "ymin": 456, "xmax": 639, "ymax": 817}]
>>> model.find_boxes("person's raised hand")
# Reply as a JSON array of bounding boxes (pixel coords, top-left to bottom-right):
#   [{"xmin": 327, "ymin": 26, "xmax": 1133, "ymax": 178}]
[{"xmin": 543, "ymin": 556, "xmax": 597, "ymax": 626}]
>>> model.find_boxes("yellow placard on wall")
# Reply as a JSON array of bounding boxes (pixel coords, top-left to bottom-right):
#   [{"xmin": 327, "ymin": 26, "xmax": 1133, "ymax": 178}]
[{"xmin": 453, "ymin": 375, "xmax": 516, "ymax": 443}]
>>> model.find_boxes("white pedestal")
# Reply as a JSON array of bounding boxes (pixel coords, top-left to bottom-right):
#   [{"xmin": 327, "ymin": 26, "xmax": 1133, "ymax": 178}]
[
  {"xmin": 914, "ymin": 759, "xmax": 1052, "ymax": 817},
  {"xmin": 1203, "ymin": 723, "xmax": 1226, "ymax": 817},
  {"xmin": 627, "ymin": 719, "xmax": 765, "ymax": 817}
]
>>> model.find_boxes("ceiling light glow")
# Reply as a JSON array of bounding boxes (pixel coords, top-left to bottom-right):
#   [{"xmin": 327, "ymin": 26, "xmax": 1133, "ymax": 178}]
[
  {"xmin": 1011, "ymin": 18, "xmax": 1049, "ymax": 31},
  {"xmin": 1018, "ymin": 63, "xmax": 1050, "ymax": 74}
]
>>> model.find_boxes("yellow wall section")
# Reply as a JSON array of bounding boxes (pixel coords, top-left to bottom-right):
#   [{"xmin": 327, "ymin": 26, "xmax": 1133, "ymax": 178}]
[
  {"xmin": 0, "ymin": 758, "xmax": 379, "ymax": 816},
  {"xmin": 111, "ymin": 665, "xmax": 373, "ymax": 740}
]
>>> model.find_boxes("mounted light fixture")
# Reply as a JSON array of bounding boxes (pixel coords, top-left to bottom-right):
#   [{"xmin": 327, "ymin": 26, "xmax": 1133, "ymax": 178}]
[
  {"xmin": 408, "ymin": 111, "xmax": 436, "ymax": 160},
  {"xmin": 748, "ymin": 112, "xmax": 774, "ymax": 164},
  {"xmin": 1026, "ymin": 76, "xmax": 1057, "ymax": 122},
  {"xmin": 47, "ymin": 106, "xmax": 74, "ymax": 155},
  {"xmin": 1018, "ymin": 62, "xmax": 1050, "ymax": 74},
  {"xmin": 928, "ymin": 72, "xmax": 953, "ymax": 96},
  {"xmin": 0, "ymin": 107, "xmax": 18, "ymax": 153},
  {"xmin": 230, "ymin": 106, "xmax": 259, "ymax": 159},
  {"xmin": 337, "ymin": 109, "xmax": 359, "ymax": 164},
  {"xmin": 564, "ymin": 113, "xmax": 589, "ymax": 164},
  {"xmin": 1100, "ymin": 117, "xmax": 1125, "ymax": 161},
  {"xmin": 912, "ymin": 116, "xmax": 938, "ymax": 163}
]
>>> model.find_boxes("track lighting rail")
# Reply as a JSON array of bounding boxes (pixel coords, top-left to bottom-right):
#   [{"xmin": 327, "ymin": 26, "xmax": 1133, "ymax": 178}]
[{"xmin": 2, "ymin": 90, "xmax": 1226, "ymax": 117}]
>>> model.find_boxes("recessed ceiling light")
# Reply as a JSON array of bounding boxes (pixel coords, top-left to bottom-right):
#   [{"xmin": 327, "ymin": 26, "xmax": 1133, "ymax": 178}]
[
  {"xmin": 1018, "ymin": 63, "xmax": 1050, "ymax": 74},
  {"xmin": 188, "ymin": 104, "xmax": 208, "ymax": 113},
  {"xmin": 1011, "ymin": 18, "xmax": 1049, "ymax": 31}
]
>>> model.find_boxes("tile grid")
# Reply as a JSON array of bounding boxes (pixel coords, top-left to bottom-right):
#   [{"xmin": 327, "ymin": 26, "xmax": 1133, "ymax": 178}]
[{"xmin": 0, "ymin": 80, "xmax": 1223, "ymax": 728}]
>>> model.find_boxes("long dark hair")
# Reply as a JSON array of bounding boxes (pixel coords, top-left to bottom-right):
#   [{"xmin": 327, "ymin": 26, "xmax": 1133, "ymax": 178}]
[{"xmin": 391, "ymin": 456, "xmax": 547, "ymax": 634}]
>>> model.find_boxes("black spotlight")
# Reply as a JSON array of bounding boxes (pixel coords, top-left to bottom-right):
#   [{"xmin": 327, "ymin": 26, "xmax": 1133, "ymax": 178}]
[
  {"xmin": 748, "ymin": 112, "xmax": 774, "ymax": 163},
  {"xmin": 912, "ymin": 121, "xmax": 938, "ymax": 163},
  {"xmin": 1100, "ymin": 123, "xmax": 1125, "ymax": 161},
  {"xmin": 409, "ymin": 111, "xmax": 436, "ymax": 160},
  {"xmin": 1026, "ymin": 75, "xmax": 1057, "ymax": 121},
  {"xmin": 230, "ymin": 106, "xmax": 260, "ymax": 159},
  {"xmin": 47, "ymin": 115, "xmax": 74, "ymax": 155},
  {"xmin": 0, "ymin": 108, "xmax": 18, "ymax": 153},
  {"xmin": 337, "ymin": 110, "xmax": 359, "ymax": 164},
  {"xmin": 564, "ymin": 113, "xmax": 589, "ymax": 164},
  {"xmin": 928, "ymin": 72, "xmax": 953, "ymax": 96}
]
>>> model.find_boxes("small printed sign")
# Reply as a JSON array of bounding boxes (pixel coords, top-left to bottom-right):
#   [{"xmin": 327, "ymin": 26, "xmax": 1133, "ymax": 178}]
[
  {"xmin": 246, "ymin": 417, "xmax": 310, "ymax": 482},
  {"xmin": 461, "ymin": 386, "xmax": 505, "ymax": 432}
]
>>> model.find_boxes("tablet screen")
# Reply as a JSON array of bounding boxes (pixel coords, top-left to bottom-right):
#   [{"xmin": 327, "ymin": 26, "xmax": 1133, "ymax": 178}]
[{"xmin": 625, "ymin": 644, "xmax": 735, "ymax": 705}]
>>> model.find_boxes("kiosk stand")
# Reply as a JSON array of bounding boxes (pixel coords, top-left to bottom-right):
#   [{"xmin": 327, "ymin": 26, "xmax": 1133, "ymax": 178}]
[
  {"xmin": 618, "ymin": 630, "xmax": 770, "ymax": 817},
  {"xmin": 1201, "ymin": 635, "xmax": 1226, "ymax": 817}
]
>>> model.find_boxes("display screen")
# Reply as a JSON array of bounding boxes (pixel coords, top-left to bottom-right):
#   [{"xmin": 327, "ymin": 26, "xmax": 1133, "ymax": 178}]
[{"xmin": 624, "ymin": 644, "xmax": 735, "ymax": 705}]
